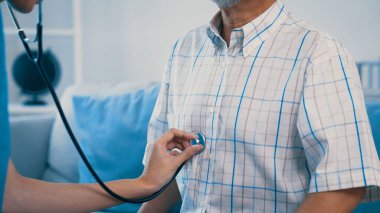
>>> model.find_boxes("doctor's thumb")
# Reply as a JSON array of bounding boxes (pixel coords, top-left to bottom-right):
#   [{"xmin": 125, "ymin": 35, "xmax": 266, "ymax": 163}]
[{"xmin": 176, "ymin": 145, "xmax": 203, "ymax": 163}]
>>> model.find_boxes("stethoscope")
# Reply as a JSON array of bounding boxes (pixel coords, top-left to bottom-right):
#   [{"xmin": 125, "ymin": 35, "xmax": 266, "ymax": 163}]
[{"xmin": 5, "ymin": 0, "xmax": 206, "ymax": 203}]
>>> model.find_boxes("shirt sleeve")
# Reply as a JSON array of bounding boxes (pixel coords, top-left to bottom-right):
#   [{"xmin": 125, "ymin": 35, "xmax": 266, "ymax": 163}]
[
  {"xmin": 297, "ymin": 39, "xmax": 380, "ymax": 202},
  {"xmin": 142, "ymin": 40, "xmax": 178, "ymax": 165}
]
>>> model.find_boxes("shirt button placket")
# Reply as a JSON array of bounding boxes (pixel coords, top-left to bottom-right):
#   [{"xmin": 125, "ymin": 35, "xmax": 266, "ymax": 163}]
[
  {"xmin": 203, "ymin": 56, "xmax": 228, "ymax": 211},
  {"xmin": 204, "ymin": 152, "xmax": 210, "ymax": 160},
  {"xmin": 221, "ymin": 60, "xmax": 226, "ymax": 68}
]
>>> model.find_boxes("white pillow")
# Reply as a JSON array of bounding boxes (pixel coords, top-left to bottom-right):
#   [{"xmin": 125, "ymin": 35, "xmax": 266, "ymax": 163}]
[{"xmin": 42, "ymin": 86, "xmax": 80, "ymax": 182}]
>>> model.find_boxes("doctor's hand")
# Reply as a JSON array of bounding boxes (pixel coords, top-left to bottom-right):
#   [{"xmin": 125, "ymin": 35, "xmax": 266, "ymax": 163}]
[
  {"xmin": 139, "ymin": 129, "xmax": 203, "ymax": 194},
  {"xmin": 3, "ymin": 129, "xmax": 201, "ymax": 213}
]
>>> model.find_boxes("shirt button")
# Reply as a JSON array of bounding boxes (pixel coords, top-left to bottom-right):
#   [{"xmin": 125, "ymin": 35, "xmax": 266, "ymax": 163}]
[
  {"xmin": 209, "ymin": 107, "xmax": 215, "ymax": 113},
  {"xmin": 204, "ymin": 152, "xmax": 210, "ymax": 160},
  {"xmin": 221, "ymin": 61, "xmax": 226, "ymax": 67}
]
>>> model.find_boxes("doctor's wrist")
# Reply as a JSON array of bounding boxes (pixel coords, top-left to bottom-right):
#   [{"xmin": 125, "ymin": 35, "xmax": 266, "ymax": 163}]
[
  {"xmin": 109, "ymin": 177, "xmax": 157, "ymax": 200},
  {"xmin": 133, "ymin": 176, "xmax": 158, "ymax": 198}
]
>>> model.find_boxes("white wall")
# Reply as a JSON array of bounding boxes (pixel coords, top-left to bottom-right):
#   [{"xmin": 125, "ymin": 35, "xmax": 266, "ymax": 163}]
[
  {"xmin": 80, "ymin": 0, "xmax": 217, "ymax": 83},
  {"xmin": 287, "ymin": 0, "xmax": 380, "ymax": 62},
  {"xmin": 80, "ymin": 0, "xmax": 380, "ymax": 83}
]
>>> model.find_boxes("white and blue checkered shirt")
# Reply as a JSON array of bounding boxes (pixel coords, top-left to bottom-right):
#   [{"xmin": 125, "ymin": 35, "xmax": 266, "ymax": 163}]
[{"xmin": 144, "ymin": 0, "xmax": 380, "ymax": 212}]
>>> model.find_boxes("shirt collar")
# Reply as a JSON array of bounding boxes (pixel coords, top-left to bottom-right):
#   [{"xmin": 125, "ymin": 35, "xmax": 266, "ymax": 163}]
[{"xmin": 207, "ymin": 0, "xmax": 287, "ymax": 57}]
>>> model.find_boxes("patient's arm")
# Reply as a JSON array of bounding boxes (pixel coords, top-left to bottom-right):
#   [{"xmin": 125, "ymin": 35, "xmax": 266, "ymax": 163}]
[
  {"xmin": 297, "ymin": 187, "xmax": 365, "ymax": 213},
  {"xmin": 139, "ymin": 180, "xmax": 181, "ymax": 213}
]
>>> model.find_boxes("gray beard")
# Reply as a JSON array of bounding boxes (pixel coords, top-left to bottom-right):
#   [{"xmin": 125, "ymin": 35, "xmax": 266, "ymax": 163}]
[{"xmin": 212, "ymin": 0, "xmax": 241, "ymax": 8}]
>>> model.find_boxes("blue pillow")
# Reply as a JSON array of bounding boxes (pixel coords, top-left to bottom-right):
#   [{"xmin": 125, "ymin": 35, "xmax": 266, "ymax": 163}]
[
  {"xmin": 353, "ymin": 101, "xmax": 380, "ymax": 213},
  {"xmin": 366, "ymin": 101, "xmax": 380, "ymax": 153},
  {"xmin": 73, "ymin": 84, "xmax": 160, "ymax": 212}
]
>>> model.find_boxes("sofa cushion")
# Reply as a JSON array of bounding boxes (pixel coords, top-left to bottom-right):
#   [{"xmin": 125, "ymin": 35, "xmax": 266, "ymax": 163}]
[
  {"xmin": 72, "ymin": 83, "xmax": 160, "ymax": 212},
  {"xmin": 10, "ymin": 114, "xmax": 55, "ymax": 179}
]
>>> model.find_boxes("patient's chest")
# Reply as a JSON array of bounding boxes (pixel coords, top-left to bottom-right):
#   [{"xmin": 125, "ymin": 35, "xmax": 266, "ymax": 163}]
[{"xmin": 168, "ymin": 55, "xmax": 306, "ymax": 146}]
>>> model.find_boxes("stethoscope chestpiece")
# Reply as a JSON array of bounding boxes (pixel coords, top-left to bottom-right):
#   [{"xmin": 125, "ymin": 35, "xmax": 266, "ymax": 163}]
[{"xmin": 191, "ymin": 132, "xmax": 206, "ymax": 153}]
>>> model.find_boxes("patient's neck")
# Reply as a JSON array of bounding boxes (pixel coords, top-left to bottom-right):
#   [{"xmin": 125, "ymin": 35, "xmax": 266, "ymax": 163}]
[{"xmin": 220, "ymin": 0, "xmax": 275, "ymax": 46}]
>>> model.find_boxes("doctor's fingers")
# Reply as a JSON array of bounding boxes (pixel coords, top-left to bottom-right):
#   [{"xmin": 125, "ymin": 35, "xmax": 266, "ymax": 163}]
[
  {"xmin": 166, "ymin": 142, "xmax": 186, "ymax": 151},
  {"xmin": 157, "ymin": 129, "xmax": 196, "ymax": 147},
  {"xmin": 175, "ymin": 145, "xmax": 203, "ymax": 163}
]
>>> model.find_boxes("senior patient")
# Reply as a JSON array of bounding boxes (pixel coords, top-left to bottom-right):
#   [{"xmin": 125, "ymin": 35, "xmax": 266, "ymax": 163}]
[{"xmin": 141, "ymin": 0, "xmax": 380, "ymax": 212}]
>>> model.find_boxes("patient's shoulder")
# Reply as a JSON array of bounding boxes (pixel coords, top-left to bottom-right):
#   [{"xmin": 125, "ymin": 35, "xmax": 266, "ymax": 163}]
[
  {"xmin": 173, "ymin": 25, "xmax": 211, "ymax": 56},
  {"xmin": 282, "ymin": 13, "xmax": 354, "ymax": 65}
]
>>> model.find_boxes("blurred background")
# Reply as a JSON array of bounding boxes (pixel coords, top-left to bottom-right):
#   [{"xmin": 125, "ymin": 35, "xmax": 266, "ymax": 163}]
[
  {"xmin": 3, "ymin": 1, "xmax": 380, "ymax": 212},
  {"xmin": 2, "ymin": 0, "xmax": 380, "ymax": 104}
]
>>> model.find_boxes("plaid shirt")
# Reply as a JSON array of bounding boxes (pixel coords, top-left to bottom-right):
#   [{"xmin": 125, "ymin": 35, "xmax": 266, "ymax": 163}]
[{"xmin": 144, "ymin": 0, "xmax": 380, "ymax": 212}]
